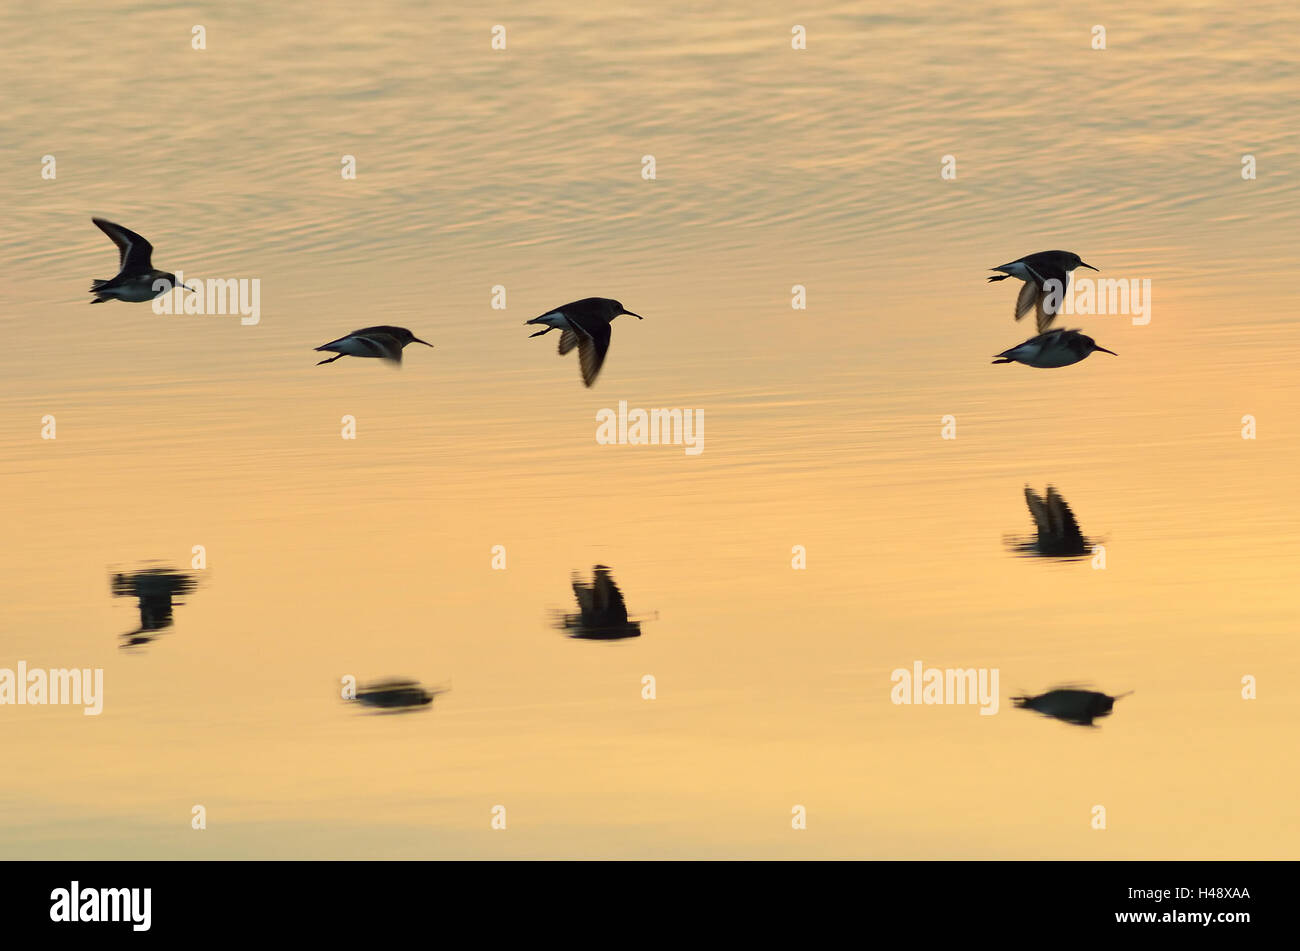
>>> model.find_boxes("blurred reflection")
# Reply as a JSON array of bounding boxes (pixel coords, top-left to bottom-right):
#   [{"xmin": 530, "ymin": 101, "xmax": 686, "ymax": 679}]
[
  {"xmin": 557, "ymin": 566, "xmax": 648, "ymax": 640},
  {"xmin": 1011, "ymin": 687, "xmax": 1132, "ymax": 727},
  {"xmin": 109, "ymin": 567, "xmax": 198, "ymax": 647},
  {"xmin": 353, "ymin": 678, "xmax": 449, "ymax": 713},
  {"xmin": 1009, "ymin": 485, "xmax": 1092, "ymax": 557}
]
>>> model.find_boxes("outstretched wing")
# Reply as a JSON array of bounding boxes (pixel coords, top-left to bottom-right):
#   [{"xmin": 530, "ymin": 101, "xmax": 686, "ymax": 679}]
[
  {"xmin": 567, "ymin": 315, "xmax": 612, "ymax": 387},
  {"xmin": 1023, "ymin": 486, "xmax": 1050, "ymax": 535},
  {"xmin": 572, "ymin": 574, "xmax": 596, "ymax": 617},
  {"xmin": 557, "ymin": 329, "xmax": 578, "ymax": 356},
  {"xmin": 1045, "ymin": 487, "xmax": 1085, "ymax": 547},
  {"xmin": 1013, "ymin": 280, "xmax": 1040, "ymax": 322},
  {"xmin": 593, "ymin": 568, "xmax": 629, "ymax": 625},
  {"xmin": 93, "ymin": 218, "xmax": 154, "ymax": 271}
]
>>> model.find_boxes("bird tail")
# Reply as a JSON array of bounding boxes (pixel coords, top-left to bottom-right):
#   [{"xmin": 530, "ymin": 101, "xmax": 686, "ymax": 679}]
[
  {"xmin": 987, "ymin": 274, "xmax": 1011, "ymax": 282},
  {"xmin": 991, "ymin": 357, "xmax": 1013, "ymax": 364},
  {"xmin": 91, "ymin": 279, "xmax": 109, "ymax": 289},
  {"xmin": 1010, "ymin": 695, "xmax": 1031, "ymax": 708}
]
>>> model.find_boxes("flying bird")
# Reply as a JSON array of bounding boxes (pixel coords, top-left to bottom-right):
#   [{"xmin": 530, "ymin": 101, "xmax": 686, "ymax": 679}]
[
  {"xmin": 1018, "ymin": 485, "xmax": 1091, "ymax": 557},
  {"xmin": 110, "ymin": 567, "xmax": 198, "ymax": 647},
  {"xmin": 1012, "ymin": 687, "xmax": 1132, "ymax": 727},
  {"xmin": 987, "ymin": 250, "xmax": 1098, "ymax": 332},
  {"xmin": 89, "ymin": 218, "xmax": 195, "ymax": 303},
  {"xmin": 314, "ymin": 326, "xmax": 433, "ymax": 365},
  {"xmin": 992, "ymin": 328, "xmax": 1116, "ymax": 368},
  {"xmin": 558, "ymin": 566, "xmax": 647, "ymax": 640},
  {"xmin": 354, "ymin": 678, "xmax": 449, "ymax": 711},
  {"xmin": 525, "ymin": 297, "xmax": 642, "ymax": 387}
]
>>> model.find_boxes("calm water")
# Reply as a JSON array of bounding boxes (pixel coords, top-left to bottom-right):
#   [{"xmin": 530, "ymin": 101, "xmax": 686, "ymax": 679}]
[{"xmin": 1, "ymin": 1, "xmax": 1298, "ymax": 858}]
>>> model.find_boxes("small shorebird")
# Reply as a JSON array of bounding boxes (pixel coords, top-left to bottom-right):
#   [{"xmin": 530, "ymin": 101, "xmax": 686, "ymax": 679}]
[
  {"xmin": 988, "ymin": 250, "xmax": 1097, "ymax": 332},
  {"xmin": 558, "ymin": 566, "xmax": 647, "ymax": 640},
  {"xmin": 1019, "ymin": 485, "xmax": 1090, "ymax": 557},
  {"xmin": 992, "ymin": 328, "xmax": 1116, "ymax": 368},
  {"xmin": 525, "ymin": 297, "xmax": 642, "ymax": 387},
  {"xmin": 314, "ymin": 326, "xmax": 433, "ymax": 365},
  {"xmin": 1012, "ymin": 687, "xmax": 1132, "ymax": 727},
  {"xmin": 89, "ymin": 218, "xmax": 195, "ymax": 303},
  {"xmin": 354, "ymin": 678, "xmax": 449, "ymax": 712}
]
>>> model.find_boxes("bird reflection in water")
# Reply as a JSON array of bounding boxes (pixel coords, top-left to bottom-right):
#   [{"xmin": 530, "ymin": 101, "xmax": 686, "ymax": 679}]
[
  {"xmin": 353, "ymin": 678, "xmax": 449, "ymax": 713},
  {"xmin": 557, "ymin": 566, "xmax": 651, "ymax": 640},
  {"xmin": 110, "ymin": 567, "xmax": 198, "ymax": 647},
  {"xmin": 1009, "ymin": 485, "xmax": 1094, "ymax": 558},
  {"xmin": 1012, "ymin": 687, "xmax": 1132, "ymax": 727}
]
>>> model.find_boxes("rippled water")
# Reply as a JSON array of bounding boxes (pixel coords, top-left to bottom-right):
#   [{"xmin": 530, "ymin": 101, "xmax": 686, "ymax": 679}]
[{"xmin": 1, "ymin": 1, "xmax": 1297, "ymax": 858}]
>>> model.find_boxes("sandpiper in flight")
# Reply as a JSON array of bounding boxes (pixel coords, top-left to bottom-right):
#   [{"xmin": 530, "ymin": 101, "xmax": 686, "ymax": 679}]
[
  {"xmin": 525, "ymin": 297, "xmax": 642, "ymax": 387},
  {"xmin": 314, "ymin": 326, "xmax": 434, "ymax": 365},
  {"xmin": 354, "ymin": 678, "xmax": 450, "ymax": 711},
  {"xmin": 992, "ymin": 328, "xmax": 1116, "ymax": 368},
  {"xmin": 89, "ymin": 218, "xmax": 196, "ymax": 303},
  {"xmin": 987, "ymin": 250, "xmax": 1098, "ymax": 332},
  {"xmin": 559, "ymin": 566, "xmax": 647, "ymax": 640},
  {"xmin": 1012, "ymin": 687, "xmax": 1132, "ymax": 727},
  {"xmin": 1020, "ymin": 485, "xmax": 1090, "ymax": 557}
]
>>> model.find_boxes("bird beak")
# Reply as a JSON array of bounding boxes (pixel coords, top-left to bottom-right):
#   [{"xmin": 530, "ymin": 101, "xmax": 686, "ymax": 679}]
[
  {"xmin": 1095, "ymin": 345, "xmax": 1118, "ymax": 356},
  {"xmin": 623, "ymin": 310, "xmax": 643, "ymax": 319},
  {"xmin": 412, "ymin": 337, "xmax": 434, "ymax": 347},
  {"xmin": 1080, "ymin": 262, "xmax": 1098, "ymax": 271}
]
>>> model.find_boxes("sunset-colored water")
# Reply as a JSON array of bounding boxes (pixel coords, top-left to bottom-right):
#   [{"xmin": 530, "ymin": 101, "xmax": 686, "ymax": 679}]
[{"xmin": 1, "ymin": 1, "xmax": 1297, "ymax": 858}]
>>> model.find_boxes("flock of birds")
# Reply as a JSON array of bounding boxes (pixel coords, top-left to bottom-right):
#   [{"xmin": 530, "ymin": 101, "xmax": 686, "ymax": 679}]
[
  {"xmin": 90, "ymin": 218, "xmax": 640, "ymax": 386},
  {"xmin": 92, "ymin": 222, "xmax": 1120, "ymax": 378},
  {"xmin": 109, "ymin": 562, "xmax": 647, "ymax": 713},
  {"xmin": 95, "ymin": 220, "xmax": 1127, "ymax": 725}
]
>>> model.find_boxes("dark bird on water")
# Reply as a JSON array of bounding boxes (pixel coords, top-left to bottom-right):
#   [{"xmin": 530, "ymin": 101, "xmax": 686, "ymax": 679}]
[
  {"xmin": 90, "ymin": 218, "xmax": 196, "ymax": 303},
  {"xmin": 987, "ymin": 250, "xmax": 1098, "ymax": 333},
  {"xmin": 110, "ymin": 567, "xmax": 198, "ymax": 647},
  {"xmin": 558, "ymin": 566, "xmax": 648, "ymax": 640},
  {"xmin": 314, "ymin": 326, "xmax": 434, "ymax": 365},
  {"xmin": 1017, "ymin": 485, "xmax": 1091, "ymax": 557},
  {"xmin": 354, "ymin": 678, "xmax": 449, "ymax": 711},
  {"xmin": 992, "ymin": 328, "xmax": 1116, "ymax": 368},
  {"xmin": 525, "ymin": 297, "xmax": 643, "ymax": 387},
  {"xmin": 1012, "ymin": 687, "xmax": 1132, "ymax": 727}
]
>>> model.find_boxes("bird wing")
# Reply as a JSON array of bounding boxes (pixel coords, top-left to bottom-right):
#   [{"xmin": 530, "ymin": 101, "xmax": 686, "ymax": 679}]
[
  {"xmin": 1023, "ymin": 486, "xmax": 1050, "ymax": 535},
  {"xmin": 572, "ymin": 575, "xmax": 596, "ymax": 617},
  {"xmin": 567, "ymin": 315, "xmax": 612, "ymax": 387},
  {"xmin": 1035, "ymin": 263, "xmax": 1070, "ymax": 332},
  {"xmin": 557, "ymin": 329, "xmax": 578, "ymax": 355},
  {"xmin": 1013, "ymin": 280, "xmax": 1040, "ymax": 322},
  {"xmin": 594, "ymin": 569, "xmax": 629, "ymax": 624},
  {"xmin": 316, "ymin": 332, "xmax": 404, "ymax": 362},
  {"xmin": 1014, "ymin": 281, "xmax": 1057, "ymax": 333},
  {"xmin": 93, "ymin": 218, "xmax": 154, "ymax": 271},
  {"xmin": 1045, "ymin": 487, "xmax": 1084, "ymax": 545},
  {"xmin": 1010, "ymin": 260, "xmax": 1063, "ymax": 332},
  {"xmin": 1034, "ymin": 296, "xmax": 1057, "ymax": 333},
  {"xmin": 359, "ymin": 333, "xmax": 404, "ymax": 363}
]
